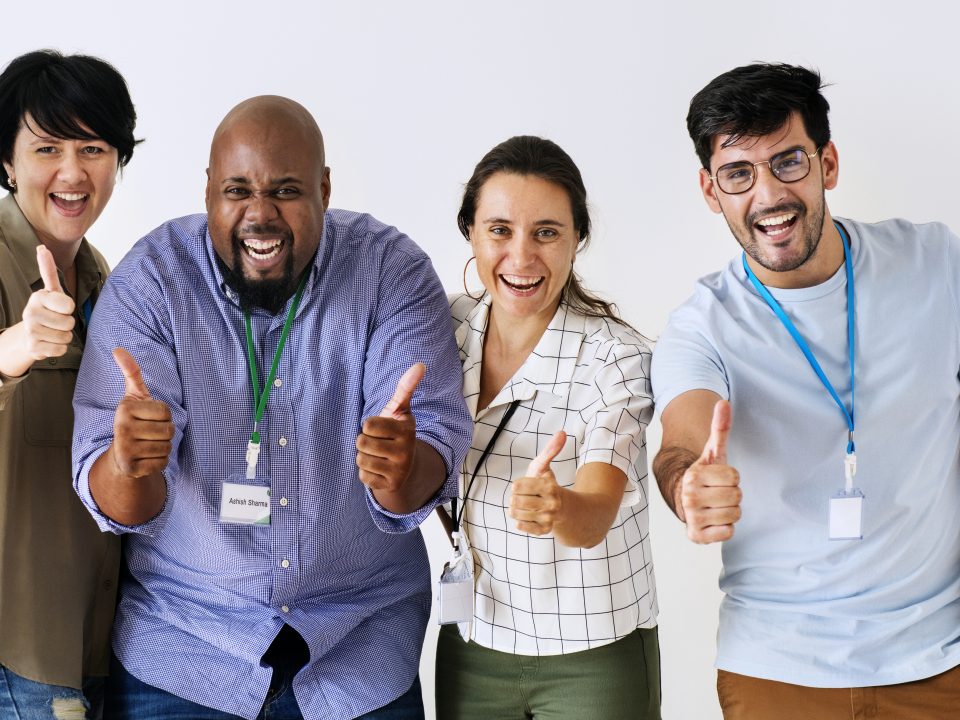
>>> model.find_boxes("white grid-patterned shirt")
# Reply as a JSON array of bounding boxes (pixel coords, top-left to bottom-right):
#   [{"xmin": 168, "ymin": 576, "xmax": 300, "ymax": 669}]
[{"xmin": 451, "ymin": 294, "xmax": 658, "ymax": 655}]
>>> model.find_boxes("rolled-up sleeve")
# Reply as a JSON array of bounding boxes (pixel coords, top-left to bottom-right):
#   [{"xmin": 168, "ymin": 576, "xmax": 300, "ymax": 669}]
[
  {"xmin": 72, "ymin": 265, "xmax": 186, "ymax": 537},
  {"xmin": 360, "ymin": 238, "xmax": 471, "ymax": 533}
]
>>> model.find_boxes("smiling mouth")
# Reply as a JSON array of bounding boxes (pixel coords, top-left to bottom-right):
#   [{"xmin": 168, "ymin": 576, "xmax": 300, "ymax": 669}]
[
  {"xmin": 241, "ymin": 237, "xmax": 284, "ymax": 261},
  {"xmin": 49, "ymin": 192, "xmax": 89, "ymax": 213},
  {"xmin": 754, "ymin": 212, "xmax": 798, "ymax": 238},
  {"xmin": 500, "ymin": 274, "xmax": 544, "ymax": 292}
]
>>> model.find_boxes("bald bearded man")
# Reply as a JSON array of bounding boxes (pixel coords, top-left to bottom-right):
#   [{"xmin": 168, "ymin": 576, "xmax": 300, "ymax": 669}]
[{"xmin": 72, "ymin": 96, "xmax": 471, "ymax": 720}]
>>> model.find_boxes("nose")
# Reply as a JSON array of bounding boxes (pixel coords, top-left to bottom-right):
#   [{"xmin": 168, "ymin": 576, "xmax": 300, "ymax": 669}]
[
  {"xmin": 56, "ymin": 150, "xmax": 87, "ymax": 185},
  {"xmin": 243, "ymin": 193, "xmax": 280, "ymax": 224},
  {"xmin": 750, "ymin": 162, "xmax": 788, "ymax": 205},
  {"xmin": 507, "ymin": 234, "xmax": 538, "ymax": 266}
]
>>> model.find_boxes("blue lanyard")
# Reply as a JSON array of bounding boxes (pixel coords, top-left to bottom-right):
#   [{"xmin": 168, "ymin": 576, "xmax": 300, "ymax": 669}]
[{"xmin": 742, "ymin": 222, "xmax": 856, "ymax": 453}]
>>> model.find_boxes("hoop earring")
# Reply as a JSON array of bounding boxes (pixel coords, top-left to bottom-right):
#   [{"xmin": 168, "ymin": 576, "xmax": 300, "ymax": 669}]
[{"xmin": 462, "ymin": 256, "xmax": 484, "ymax": 300}]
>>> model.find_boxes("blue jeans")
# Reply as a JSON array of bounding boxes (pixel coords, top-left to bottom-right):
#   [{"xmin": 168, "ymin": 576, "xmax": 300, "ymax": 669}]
[
  {"xmin": 0, "ymin": 665, "xmax": 103, "ymax": 720},
  {"xmin": 104, "ymin": 655, "xmax": 424, "ymax": 720}
]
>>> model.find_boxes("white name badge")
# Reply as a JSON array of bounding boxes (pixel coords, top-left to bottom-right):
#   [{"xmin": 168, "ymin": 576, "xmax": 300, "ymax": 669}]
[
  {"xmin": 220, "ymin": 482, "xmax": 271, "ymax": 525},
  {"xmin": 829, "ymin": 488, "xmax": 864, "ymax": 540}
]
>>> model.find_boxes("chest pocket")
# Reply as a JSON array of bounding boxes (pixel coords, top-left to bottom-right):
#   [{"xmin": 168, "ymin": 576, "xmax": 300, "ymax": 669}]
[
  {"xmin": 517, "ymin": 390, "xmax": 579, "ymax": 488},
  {"xmin": 22, "ymin": 344, "xmax": 83, "ymax": 448}
]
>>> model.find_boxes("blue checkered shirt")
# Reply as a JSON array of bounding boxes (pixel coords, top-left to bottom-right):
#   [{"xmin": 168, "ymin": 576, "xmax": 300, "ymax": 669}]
[{"xmin": 72, "ymin": 210, "xmax": 471, "ymax": 720}]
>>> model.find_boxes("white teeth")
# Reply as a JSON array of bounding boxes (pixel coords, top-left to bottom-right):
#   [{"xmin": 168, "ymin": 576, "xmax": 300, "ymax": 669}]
[
  {"xmin": 502, "ymin": 274, "xmax": 543, "ymax": 288},
  {"xmin": 52, "ymin": 192, "xmax": 87, "ymax": 201},
  {"xmin": 757, "ymin": 213, "xmax": 796, "ymax": 226},
  {"xmin": 242, "ymin": 238, "xmax": 282, "ymax": 260}
]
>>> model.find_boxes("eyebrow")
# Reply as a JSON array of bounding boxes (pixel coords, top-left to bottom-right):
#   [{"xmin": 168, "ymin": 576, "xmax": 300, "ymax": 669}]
[
  {"xmin": 482, "ymin": 217, "xmax": 567, "ymax": 226},
  {"xmin": 25, "ymin": 134, "xmax": 62, "ymax": 144},
  {"xmin": 221, "ymin": 176, "xmax": 303, "ymax": 186}
]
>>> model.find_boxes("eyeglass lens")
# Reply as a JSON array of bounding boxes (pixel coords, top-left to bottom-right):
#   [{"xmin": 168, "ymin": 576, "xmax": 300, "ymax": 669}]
[{"xmin": 716, "ymin": 148, "xmax": 811, "ymax": 194}]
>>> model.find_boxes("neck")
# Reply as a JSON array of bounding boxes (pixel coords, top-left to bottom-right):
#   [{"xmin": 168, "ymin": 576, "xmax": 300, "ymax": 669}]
[
  {"xmin": 486, "ymin": 302, "xmax": 556, "ymax": 362},
  {"xmin": 747, "ymin": 213, "xmax": 844, "ymax": 289},
  {"xmin": 477, "ymin": 300, "xmax": 558, "ymax": 410}
]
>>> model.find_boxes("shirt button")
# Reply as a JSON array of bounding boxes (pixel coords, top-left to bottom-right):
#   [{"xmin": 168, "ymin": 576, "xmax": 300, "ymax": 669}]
[
  {"xmin": 279, "ymin": 497, "xmax": 288, "ymax": 507},
  {"xmin": 274, "ymin": 378, "xmax": 282, "ymax": 387},
  {"xmin": 281, "ymin": 605, "xmax": 290, "ymax": 614},
  {"xmin": 48, "ymin": 358, "xmax": 58, "ymax": 366},
  {"xmin": 278, "ymin": 437, "xmax": 288, "ymax": 447},
  {"xmin": 281, "ymin": 559, "xmax": 290, "ymax": 568}
]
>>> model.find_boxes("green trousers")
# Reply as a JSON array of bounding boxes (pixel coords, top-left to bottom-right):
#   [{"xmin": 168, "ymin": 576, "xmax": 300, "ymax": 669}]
[{"xmin": 435, "ymin": 624, "xmax": 661, "ymax": 720}]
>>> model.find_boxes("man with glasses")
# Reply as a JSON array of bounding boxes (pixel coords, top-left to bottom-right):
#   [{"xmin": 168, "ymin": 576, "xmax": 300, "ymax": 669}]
[{"xmin": 652, "ymin": 63, "xmax": 960, "ymax": 718}]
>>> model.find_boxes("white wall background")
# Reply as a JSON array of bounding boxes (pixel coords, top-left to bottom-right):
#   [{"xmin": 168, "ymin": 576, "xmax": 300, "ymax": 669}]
[{"xmin": 7, "ymin": 1, "xmax": 959, "ymax": 717}]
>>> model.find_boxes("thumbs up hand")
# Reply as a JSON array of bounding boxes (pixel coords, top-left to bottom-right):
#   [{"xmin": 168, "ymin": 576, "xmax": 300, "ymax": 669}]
[
  {"xmin": 509, "ymin": 430, "xmax": 568, "ymax": 536},
  {"xmin": 680, "ymin": 400, "xmax": 741, "ymax": 544},
  {"xmin": 110, "ymin": 348, "xmax": 174, "ymax": 480},
  {"xmin": 19, "ymin": 245, "xmax": 76, "ymax": 362},
  {"xmin": 355, "ymin": 363, "xmax": 425, "ymax": 493}
]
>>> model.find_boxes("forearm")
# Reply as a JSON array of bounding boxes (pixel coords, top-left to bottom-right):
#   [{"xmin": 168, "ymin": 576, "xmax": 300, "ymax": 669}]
[
  {"xmin": 88, "ymin": 444, "xmax": 167, "ymax": 526},
  {"xmin": 371, "ymin": 439, "xmax": 446, "ymax": 515},
  {"xmin": 652, "ymin": 445, "xmax": 698, "ymax": 522},
  {"xmin": 552, "ymin": 487, "xmax": 622, "ymax": 548},
  {"xmin": 0, "ymin": 323, "xmax": 33, "ymax": 379}
]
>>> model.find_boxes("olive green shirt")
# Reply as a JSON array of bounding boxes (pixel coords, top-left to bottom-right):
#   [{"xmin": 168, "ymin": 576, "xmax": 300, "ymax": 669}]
[{"xmin": 0, "ymin": 194, "xmax": 119, "ymax": 688}]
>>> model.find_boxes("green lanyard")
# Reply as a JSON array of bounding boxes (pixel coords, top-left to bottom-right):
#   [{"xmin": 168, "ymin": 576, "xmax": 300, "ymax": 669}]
[{"xmin": 244, "ymin": 271, "xmax": 309, "ymax": 479}]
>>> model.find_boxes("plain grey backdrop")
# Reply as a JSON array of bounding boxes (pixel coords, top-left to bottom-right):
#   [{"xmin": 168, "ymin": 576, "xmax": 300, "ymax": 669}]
[{"xmin": 7, "ymin": 1, "xmax": 959, "ymax": 717}]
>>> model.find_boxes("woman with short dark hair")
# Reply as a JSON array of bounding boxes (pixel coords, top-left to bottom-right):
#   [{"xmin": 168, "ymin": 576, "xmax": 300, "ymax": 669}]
[
  {"xmin": 436, "ymin": 136, "xmax": 661, "ymax": 719},
  {"xmin": 0, "ymin": 49, "xmax": 140, "ymax": 718}
]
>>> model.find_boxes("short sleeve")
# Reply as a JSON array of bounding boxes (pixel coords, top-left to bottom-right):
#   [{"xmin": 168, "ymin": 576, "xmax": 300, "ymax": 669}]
[
  {"xmin": 578, "ymin": 338, "xmax": 654, "ymax": 507},
  {"xmin": 651, "ymin": 304, "xmax": 730, "ymax": 419}
]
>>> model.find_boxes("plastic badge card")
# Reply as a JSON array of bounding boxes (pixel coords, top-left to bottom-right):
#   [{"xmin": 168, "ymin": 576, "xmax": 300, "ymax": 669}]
[
  {"xmin": 437, "ymin": 549, "xmax": 474, "ymax": 625},
  {"xmin": 829, "ymin": 488, "xmax": 864, "ymax": 540}
]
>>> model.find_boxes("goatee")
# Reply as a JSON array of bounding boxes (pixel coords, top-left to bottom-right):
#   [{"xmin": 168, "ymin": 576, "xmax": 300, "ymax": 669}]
[{"xmin": 217, "ymin": 230, "xmax": 296, "ymax": 315}]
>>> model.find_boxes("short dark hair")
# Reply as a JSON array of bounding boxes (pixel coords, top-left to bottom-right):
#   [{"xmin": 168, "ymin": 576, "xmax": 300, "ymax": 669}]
[
  {"xmin": 687, "ymin": 63, "xmax": 831, "ymax": 170},
  {"xmin": 0, "ymin": 49, "xmax": 141, "ymax": 192},
  {"xmin": 457, "ymin": 135, "xmax": 631, "ymax": 327}
]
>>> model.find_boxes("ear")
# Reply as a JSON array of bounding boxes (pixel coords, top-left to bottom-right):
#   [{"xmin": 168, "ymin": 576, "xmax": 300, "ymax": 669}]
[
  {"xmin": 320, "ymin": 167, "xmax": 332, "ymax": 211},
  {"xmin": 204, "ymin": 167, "xmax": 211, "ymax": 208},
  {"xmin": 699, "ymin": 168, "xmax": 723, "ymax": 214},
  {"xmin": 2, "ymin": 160, "xmax": 13, "ymax": 182},
  {"xmin": 820, "ymin": 141, "xmax": 839, "ymax": 191}
]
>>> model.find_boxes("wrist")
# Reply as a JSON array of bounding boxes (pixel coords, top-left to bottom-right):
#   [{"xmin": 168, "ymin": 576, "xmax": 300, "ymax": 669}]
[
  {"xmin": 674, "ymin": 479, "xmax": 687, "ymax": 523},
  {"xmin": 0, "ymin": 323, "xmax": 33, "ymax": 378}
]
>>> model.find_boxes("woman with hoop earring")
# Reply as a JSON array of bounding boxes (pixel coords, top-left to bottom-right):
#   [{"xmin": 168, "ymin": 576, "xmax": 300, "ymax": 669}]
[{"xmin": 436, "ymin": 135, "xmax": 661, "ymax": 719}]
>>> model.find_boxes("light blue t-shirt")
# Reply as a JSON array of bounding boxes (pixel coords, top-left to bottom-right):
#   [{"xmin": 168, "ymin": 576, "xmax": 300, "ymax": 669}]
[{"xmin": 652, "ymin": 217, "xmax": 960, "ymax": 687}]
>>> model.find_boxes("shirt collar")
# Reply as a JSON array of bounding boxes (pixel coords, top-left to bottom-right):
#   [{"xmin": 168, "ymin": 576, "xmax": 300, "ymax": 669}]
[{"xmin": 458, "ymin": 295, "xmax": 587, "ymax": 418}]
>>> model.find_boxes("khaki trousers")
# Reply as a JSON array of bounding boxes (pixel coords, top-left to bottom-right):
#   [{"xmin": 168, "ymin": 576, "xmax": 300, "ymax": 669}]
[{"xmin": 718, "ymin": 664, "xmax": 960, "ymax": 720}]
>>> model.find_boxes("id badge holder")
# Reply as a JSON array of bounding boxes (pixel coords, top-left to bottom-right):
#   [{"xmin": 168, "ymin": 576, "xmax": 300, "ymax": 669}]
[
  {"xmin": 437, "ymin": 532, "xmax": 475, "ymax": 625},
  {"xmin": 220, "ymin": 473, "xmax": 272, "ymax": 526},
  {"xmin": 829, "ymin": 453, "xmax": 863, "ymax": 540},
  {"xmin": 829, "ymin": 489, "xmax": 864, "ymax": 540}
]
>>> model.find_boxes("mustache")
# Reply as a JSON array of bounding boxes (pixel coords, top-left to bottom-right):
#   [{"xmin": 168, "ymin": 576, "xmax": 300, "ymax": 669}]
[
  {"xmin": 233, "ymin": 224, "xmax": 293, "ymax": 240},
  {"xmin": 748, "ymin": 203, "xmax": 804, "ymax": 226}
]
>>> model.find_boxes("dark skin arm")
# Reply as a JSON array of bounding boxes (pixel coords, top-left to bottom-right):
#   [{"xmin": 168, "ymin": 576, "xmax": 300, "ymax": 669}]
[
  {"xmin": 88, "ymin": 348, "xmax": 172, "ymax": 526},
  {"xmin": 355, "ymin": 363, "xmax": 448, "ymax": 514}
]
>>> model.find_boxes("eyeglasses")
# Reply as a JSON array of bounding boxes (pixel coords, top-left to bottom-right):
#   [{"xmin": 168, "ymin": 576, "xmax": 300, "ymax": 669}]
[{"xmin": 710, "ymin": 147, "xmax": 821, "ymax": 195}]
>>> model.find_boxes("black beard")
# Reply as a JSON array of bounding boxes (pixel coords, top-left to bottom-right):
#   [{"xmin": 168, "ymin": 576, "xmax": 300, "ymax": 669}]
[{"xmin": 216, "ymin": 231, "xmax": 296, "ymax": 315}]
